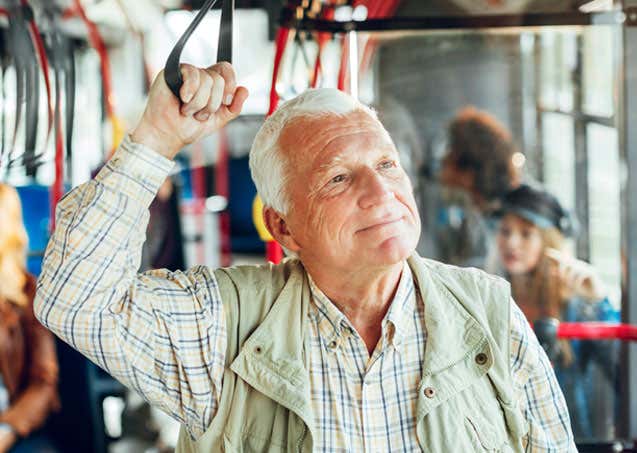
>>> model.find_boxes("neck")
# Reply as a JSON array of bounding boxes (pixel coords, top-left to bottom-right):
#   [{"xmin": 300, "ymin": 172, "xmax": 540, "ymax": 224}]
[{"xmin": 304, "ymin": 259, "xmax": 405, "ymax": 352}]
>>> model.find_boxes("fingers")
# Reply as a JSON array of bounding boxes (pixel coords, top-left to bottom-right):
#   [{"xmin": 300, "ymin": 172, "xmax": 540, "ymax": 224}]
[
  {"xmin": 573, "ymin": 272, "xmax": 590, "ymax": 292},
  {"xmin": 226, "ymin": 86, "xmax": 249, "ymax": 117},
  {"xmin": 193, "ymin": 71, "xmax": 225, "ymax": 121},
  {"xmin": 545, "ymin": 247, "xmax": 566, "ymax": 264},
  {"xmin": 180, "ymin": 63, "xmax": 243, "ymax": 123},
  {"xmin": 207, "ymin": 86, "xmax": 249, "ymax": 127},
  {"xmin": 208, "ymin": 61, "xmax": 237, "ymax": 106},
  {"xmin": 546, "ymin": 249, "xmax": 605, "ymax": 299},
  {"xmin": 179, "ymin": 64, "xmax": 199, "ymax": 104}
]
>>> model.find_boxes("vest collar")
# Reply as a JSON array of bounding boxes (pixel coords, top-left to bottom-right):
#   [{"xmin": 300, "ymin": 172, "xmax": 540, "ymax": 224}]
[
  {"xmin": 229, "ymin": 262, "xmax": 315, "ymax": 432},
  {"xmin": 229, "ymin": 253, "xmax": 490, "ymax": 431}
]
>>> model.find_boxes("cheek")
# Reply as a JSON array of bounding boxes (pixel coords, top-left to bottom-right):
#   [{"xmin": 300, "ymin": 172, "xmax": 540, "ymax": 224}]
[
  {"xmin": 303, "ymin": 198, "xmax": 346, "ymax": 240},
  {"xmin": 396, "ymin": 179, "xmax": 418, "ymax": 214},
  {"xmin": 523, "ymin": 239, "xmax": 544, "ymax": 268},
  {"xmin": 496, "ymin": 235, "xmax": 507, "ymax": 253}
]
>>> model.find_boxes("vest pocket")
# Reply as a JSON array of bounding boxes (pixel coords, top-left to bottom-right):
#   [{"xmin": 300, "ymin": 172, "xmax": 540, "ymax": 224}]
[
  {"xmin": 419, "ymin": 377, "xmax": 514, "ymax": 452},
  {"xmin": 462, "ymin": 379, "xmax": 514, "ymax": 452},
  {"xmin": 465, "ymin": 415, "xmax": 499, "ymax": 450},
  {"xmin": 223, "ymin": 431, "xmax": 287, "ymax": 453}
]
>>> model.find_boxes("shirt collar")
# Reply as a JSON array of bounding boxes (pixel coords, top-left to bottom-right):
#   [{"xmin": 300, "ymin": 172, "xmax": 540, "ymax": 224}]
[
  {"xmin": 308, "ymin": 275, "xmax": 352, "ymax": 348},
  {"xmin": 383, "ymin": 261, "xmax": 417, "ymax": 350},
  {"xmin": 307, "ymin": 261, "xmax": 417, "ymax": 352}
]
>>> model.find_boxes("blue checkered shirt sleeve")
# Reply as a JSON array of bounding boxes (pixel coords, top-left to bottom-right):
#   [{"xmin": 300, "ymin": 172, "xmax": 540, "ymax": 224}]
[
  {"xmin": 510, "ymin": 300, "xmax": 578, "ymax": 452},
  {"xmin": 34, "ymin": 136, "xmax": 227, "ymax": 440}
]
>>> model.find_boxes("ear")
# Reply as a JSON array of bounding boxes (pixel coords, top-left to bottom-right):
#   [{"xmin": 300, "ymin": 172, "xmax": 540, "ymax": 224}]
[{"xmin": 263, "ymin": 206, "xmax": 301, "ymax": 253}]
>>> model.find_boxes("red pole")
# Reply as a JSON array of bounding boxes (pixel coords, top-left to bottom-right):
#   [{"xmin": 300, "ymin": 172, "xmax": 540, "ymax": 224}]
[
  {"xmin": 51, "ymin": 118, "xmax": 64, "ymax": 230},
  {"xmin": 268, "ymin": 27, "xmax": 292, "ymax": 116},
  {"xmin": 70, "ymin": 0, "xmax": 119, "ymax": 158},
  {"xmin": 262, "ymin": 26, "xmax": 292, "ymax": 263},
  {"xmin": 556, "ymin": 322, "xmax": 637, "ymax": 342}
]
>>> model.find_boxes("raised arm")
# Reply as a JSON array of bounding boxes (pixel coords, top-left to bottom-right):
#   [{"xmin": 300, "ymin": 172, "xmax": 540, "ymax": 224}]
[{"xmin": 34, "ymin": 63, "xmax": 248, "ymax": 439}]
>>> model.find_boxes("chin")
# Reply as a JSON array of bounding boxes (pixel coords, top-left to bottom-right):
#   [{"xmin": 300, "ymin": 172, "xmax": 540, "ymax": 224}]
[
  {"xmin": 373, "ymin": 235, "xmax": 416, "ymax": 265},
  {"xmin": 505, "ymin": 264, "xmax": 529, "ymax": 275}
]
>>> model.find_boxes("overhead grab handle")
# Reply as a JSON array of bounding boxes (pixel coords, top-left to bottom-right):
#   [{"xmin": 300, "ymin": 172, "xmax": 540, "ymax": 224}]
[{"xmin": 164, "ymin": 0, "xmax": 234, "ymax": 101}]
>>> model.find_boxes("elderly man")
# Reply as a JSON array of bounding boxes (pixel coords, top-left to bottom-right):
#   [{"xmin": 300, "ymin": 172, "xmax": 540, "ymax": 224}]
[{"xmin": 35, "ymin": 63, "xmax": 575, "ymax": 452}]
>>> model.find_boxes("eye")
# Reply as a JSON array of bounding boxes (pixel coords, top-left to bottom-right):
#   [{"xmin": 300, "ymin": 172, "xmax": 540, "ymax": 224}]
[
  {"xmin": 330, "ymin": 174, "xmax": 347, "ymax": 184},
  {"xmin": 379, "ymin": 160, "xmax": 397, "ymax": 170}
]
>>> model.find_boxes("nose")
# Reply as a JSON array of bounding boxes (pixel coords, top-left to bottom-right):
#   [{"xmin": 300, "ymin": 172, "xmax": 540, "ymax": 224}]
[
  {"xmin": 504, "ymin": 232, "xmax": 521, "ymax": 249},
  {"xmin": 358, "ymin": 168, "xmax": 395, "ymax": 209}
]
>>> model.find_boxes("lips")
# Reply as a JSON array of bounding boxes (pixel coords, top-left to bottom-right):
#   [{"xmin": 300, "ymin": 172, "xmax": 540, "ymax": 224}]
[
  {"xmin": 357, "ymin": 217, "xmax": 404, "ymax": 233},
  {"xmin": 503, "ymin": 253, "xmax": 520, "ymax": 262}
]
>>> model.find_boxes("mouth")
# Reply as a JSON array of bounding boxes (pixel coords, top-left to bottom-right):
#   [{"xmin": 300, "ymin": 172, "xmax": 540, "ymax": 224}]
[
  {"xmin": 357, "ymin": 217, "xmax": 404, "ymax": 233},
  {"xmin": 503, "ymin": 253, "xmax": 520, "ymax": 263}
]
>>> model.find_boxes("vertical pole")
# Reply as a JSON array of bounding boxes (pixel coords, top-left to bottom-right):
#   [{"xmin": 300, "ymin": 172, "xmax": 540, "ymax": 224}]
[
  {"xmin": 620, "ymin": 7, "xmax": 637, "ymax": 441},
  {"xmin": 573, "ymin": 33, "xmax": 590, "ymax": 261}
]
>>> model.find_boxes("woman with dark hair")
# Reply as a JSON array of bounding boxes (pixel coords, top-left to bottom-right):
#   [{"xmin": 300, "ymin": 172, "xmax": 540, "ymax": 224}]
[
  {"xmin": 436, "ymin": 106, "xmax": 524, "ymax": 267},
  {"xmin": 0, "ymin": 184, "xmax": 60, "ymax": 453},
  {"xmin": 441, "ymin": 106, "xmax": 522, "ymax": 208},
  {"xmin": 494, "ymin": 183, "xmax": 618, "ymax": 439}
]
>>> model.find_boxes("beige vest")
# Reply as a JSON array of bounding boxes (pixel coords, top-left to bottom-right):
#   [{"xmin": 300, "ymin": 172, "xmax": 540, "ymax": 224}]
[{"xmin": 176, "ymin": 254, "xmax": 528, "ymax": 452}]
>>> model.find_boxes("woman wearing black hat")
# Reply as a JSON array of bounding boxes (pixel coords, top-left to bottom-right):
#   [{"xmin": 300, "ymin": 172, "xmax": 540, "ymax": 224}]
[{"xmin": 494, "ymin": 183, "xmax": 618, "ymax": 440}]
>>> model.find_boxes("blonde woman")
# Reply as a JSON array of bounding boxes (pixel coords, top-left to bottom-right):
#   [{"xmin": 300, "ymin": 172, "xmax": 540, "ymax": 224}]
[
  {"xmin": 494, "ymin": 184, "xmax": 618, "ymax": 439},
  {"xmin": 0, "ymin": 184, "xmax": 59, "ymax": 453}
]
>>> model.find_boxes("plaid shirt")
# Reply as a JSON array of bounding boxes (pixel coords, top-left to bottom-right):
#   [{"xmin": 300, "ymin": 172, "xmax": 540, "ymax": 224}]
[
  {"xmin": 307, "ymin": 263, "xmax": 424, "ymax": 452},
  {"xmin": 35, "ymin": 136, "xmax": 576, "ymax": 451}
]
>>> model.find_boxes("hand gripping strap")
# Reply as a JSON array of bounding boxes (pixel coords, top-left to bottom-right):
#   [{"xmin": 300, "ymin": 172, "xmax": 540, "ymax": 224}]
[{"xmin": 164, "ymin": 0, "xmax": 234, "ymax": 100}]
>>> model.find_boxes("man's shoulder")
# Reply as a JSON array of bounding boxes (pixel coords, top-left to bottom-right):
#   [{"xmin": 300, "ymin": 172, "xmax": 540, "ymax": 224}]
[
  {"xmin": 414, "ymin": 256, "xmax": 512, "ymax": 345},
  {"xmin": 211, "ymin": 258, "xmax": 307, "ymax": 356},
  {"xmin": 210, "ymin": 256, "xmax": 303, "ymax": 306},
  {"xmin": 417, "ymin": 256, "xmax": 509, "ymax": 289},
  {"xmin": 213, "ymin": 258, "xmax": 303, "ymax": 285}
]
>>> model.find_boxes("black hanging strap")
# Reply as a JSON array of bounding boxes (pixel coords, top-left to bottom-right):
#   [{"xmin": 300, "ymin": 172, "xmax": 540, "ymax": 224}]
[{"xmin": 164, "ymin": 0, "xmax": 235, "ymax": 101}]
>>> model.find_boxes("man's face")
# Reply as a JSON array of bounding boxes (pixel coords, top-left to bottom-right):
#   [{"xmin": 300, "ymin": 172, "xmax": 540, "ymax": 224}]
[{"xmin": 277, "ymin": 111, "xmax": 421, "ymax": 272}]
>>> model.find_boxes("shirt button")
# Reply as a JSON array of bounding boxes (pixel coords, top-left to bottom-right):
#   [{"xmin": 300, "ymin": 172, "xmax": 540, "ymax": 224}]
[
  {"xmin": 424, "ymin": 387, "xmax": 435, "ymax": 398},
  {"xmin": 328, "ymin": 340, "xmax": 338, "ymax": 350},
  {"xmin": 475, "ymin": 352, "xmax": 488, "ymax": 366}
]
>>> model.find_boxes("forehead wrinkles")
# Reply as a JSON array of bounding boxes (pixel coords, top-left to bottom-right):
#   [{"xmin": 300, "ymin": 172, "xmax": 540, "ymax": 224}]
[
  {"xmin": 279, "ymin": 111, "xmax": 385, "ymax": 158},
  {"xmin": 278, "ymin": 112, "xmax": 392, "ymax": 199}
]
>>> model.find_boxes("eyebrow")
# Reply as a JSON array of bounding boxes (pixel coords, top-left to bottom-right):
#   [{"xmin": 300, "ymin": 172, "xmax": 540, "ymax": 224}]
[
  {"xmin": 315, "ymin": 155, "xmax": 347, "ymax": 175},
  {"xmin": 317, "ymin": 143, "xmax": 397, "ymax": 168}
]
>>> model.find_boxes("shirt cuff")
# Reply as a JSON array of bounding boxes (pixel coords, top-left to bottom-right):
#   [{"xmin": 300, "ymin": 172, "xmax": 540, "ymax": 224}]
[{"xmin": 95, "ymin": 134, "xmax": 175, "ymax": 208}]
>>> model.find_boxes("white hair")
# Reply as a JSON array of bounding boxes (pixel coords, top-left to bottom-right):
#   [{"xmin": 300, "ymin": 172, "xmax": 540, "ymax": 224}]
[{"xmin": 249, "ymin": 88, "xmax": 378, "ymax": 215}]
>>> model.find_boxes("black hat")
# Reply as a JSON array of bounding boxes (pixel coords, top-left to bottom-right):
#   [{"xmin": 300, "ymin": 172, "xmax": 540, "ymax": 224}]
[{"xmin": 494, "ymin": 184, "xmax": 577, "ymax": 237}]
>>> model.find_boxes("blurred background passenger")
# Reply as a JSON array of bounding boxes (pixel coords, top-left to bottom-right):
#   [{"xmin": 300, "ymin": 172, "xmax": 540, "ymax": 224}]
[
  {"xmin": 441, "ymin": 106, "xmax": 522, "ymax": 210},
  {"xmin": 0, "ymin": 184, "xmax": 60, "ymax": 453},
  {"xmin": 493, "ymin": 184, "xmax": 619, "ymax": 439},
  {"xmin": 140, "ymin": 178, "xmax": 185, "ymax": 272},
  {"xmin": 436, "ymin": 106, "xmax": 523, "ymax": 267}
]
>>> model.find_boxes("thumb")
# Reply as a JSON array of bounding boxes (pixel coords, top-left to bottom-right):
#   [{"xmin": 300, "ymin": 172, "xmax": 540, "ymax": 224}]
[{"xmin": 217, "ymin": 86, "xmax": 249, "ymax": 123}]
